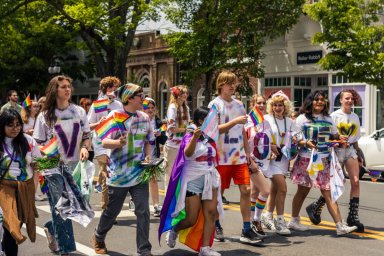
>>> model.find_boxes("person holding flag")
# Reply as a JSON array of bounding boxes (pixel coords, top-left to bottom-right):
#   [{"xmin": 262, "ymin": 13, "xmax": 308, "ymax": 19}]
[
  {"xmin": 244, "ymin": 94, "xmax": 271, "ymax": 237},
  {"xmin": 142, "ymin": 97, "xmax": 167, "ymax": 217},
  {"xmin": 208, "ymin": 71, "xmax": 261, "ymax": 244},
  {"xmin": 289, "ymin": 90, "xmax": 357, "ymax": 236},
  {"xmin": 160, "ymin": 106, "xmax": 223, "ymax": 256},
  {"xmin": 33, "ymin": 75, "xmax": 92, "ymax": 255},
  {"xmin": 88, "ymin": 76, "xmax": 123, "ymax": 210},
  {"xmin": 92, "ymin": 84, "xmax": 154, "ymax": 256}
]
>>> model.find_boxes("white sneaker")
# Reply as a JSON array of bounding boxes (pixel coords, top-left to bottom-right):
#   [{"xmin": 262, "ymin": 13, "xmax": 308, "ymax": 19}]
[
  {"xmin": 35, "ymin": 194, "xmax": 45, "ymax": 201},
  {"xmin": 288, "ymin": 217, "xmax": 309, "ymax": 231},
  {"xmin": 165, "ymin": 229, "xmax": 178, "ymax": 248},
  {"xmin": 336, "ymin": 223, "xmax": 357, "ymax": 236},
  {"xmin": 275, "ymin": 218, "xmax": 291, "ymax": 235},
  {"xmin": 261, "ymin": 213, "xmax": 276, "ymax": 231},
  {"xmin": 199, "ymin": 246, "xmax": 221, "ymax": 256}
]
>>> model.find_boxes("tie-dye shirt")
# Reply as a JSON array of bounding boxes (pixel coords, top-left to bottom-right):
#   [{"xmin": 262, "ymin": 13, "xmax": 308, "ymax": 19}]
[
  {"xmin": 331, "ymin": 109, "xmax": 361, "ymax": 144},
  {"xmin": 88, "ymin": 96, "xmax": 123, "ymax": 157},
  {"xmin": 184, "ymin": 137, "xmax": 218, "ymax": 173},
  {"xmin": 33, "ymin": 104, "xmax": 90, "ymax": 163},
  {"xmin": 208, "ymin": 96, "xmax": 247, "ymax": 165},
  {"xmin": 165, "ymin": 103, "xmax": 190, "ymax": 149},
  {"xmin": 294, "ymin": 114, "xmax": 338, "ymax": 158},
  {"xmin": 107, "ymin": 110, "xmax": 155, "ymax": 187},
  {"xmin": 1, "ymin": 135, "xmax": 41, "ymax": 181}
]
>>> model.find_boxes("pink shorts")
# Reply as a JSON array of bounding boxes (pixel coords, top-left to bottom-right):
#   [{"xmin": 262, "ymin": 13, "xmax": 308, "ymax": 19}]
[{"xmin": 291, "ymin": 156, "xmax": 331, "ymax": 190}]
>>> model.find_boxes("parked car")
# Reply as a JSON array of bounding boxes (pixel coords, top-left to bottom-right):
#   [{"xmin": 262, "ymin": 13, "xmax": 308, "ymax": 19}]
[{"xmin": 353, "ymin": 128, "xmax": 384, "ymax": 179}]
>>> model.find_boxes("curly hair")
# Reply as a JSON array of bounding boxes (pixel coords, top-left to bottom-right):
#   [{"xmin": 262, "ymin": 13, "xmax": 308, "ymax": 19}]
[
  {"xmin": 42, "ymin": 75, "xmax": 73, "ymax": 127},
  {"xmin": 168, "ymin": 85, "xmax": 189, "ymax": 126},
  {"xmin": 340, "ymin": 89, "xmax": 361, "ymax": 105},
  {"xmin": 299, "ymin": 90, "xmax": 329, "ymax": 121},
  {"xmin": 100, "ymin": 76, "xmax": 121, "ymax": 95},
  {"xmin": 266, "ymin": 95, "xmax": 293, "ymax": 117},
  {"xmin": 216, "ymin": 71, "xmax": 237, "ymax": 95}
]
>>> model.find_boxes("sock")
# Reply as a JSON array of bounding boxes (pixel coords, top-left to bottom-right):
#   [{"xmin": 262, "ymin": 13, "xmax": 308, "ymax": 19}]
[
  {"xmin": 254, "ymin": 195, "xmax": 267, "ymax": 221},
  {"xmin": 291, "ymin": 216, "xmax": 299, "ymax": 222},
  {"xmin": 250, "ymin": 199, "xmax": 256, "ymax": 220},
  {"xmin": 277, "ymin": 215, "xmax": 284, "ymax": 222},
  {"xmin": 200, "ymin": 246, "xmax": 209, "ymax": 252},
  {"xmin": 264, "ymin": 211, "xmax": 273, "ymax": 219},
  {"xmin": 243, "ymin": 221, "xmax": 251, "ymax": 232},
  {"xmin": 215, "ymin": 220, "xmax": 222, "ymax": 229}
]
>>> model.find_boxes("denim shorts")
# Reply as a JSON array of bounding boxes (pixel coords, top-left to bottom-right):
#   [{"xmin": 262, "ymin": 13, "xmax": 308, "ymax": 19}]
[
  {"xmin": 335, "ymin": 146, "xmax": 357, "ymax": 163},
  {"xmin": 186, "ymin": 175, "xmax": 205, "ymax": 196}
]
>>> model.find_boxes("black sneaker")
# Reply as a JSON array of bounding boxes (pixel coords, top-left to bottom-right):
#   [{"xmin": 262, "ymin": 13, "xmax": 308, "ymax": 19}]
[
  {"xmin": 240, "ymin": 229, "xmax": 263, "ymax": 244},
  {"xmin": 222, "ymin": 196, "xmax": 229, "ymax": 205},
  {"xmin": 251, "ymin": 221, "xmax": 267, "ymax": 237},
  {"xmin": 214, "ymin": 226, "xmax": 225, "ymax": 242}
]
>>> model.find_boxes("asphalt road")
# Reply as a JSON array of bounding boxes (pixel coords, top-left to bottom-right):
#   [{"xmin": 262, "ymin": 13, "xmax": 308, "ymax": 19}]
[{"xmin": 18, "ymin": 176, "xmax": 384, "ymax": 256}]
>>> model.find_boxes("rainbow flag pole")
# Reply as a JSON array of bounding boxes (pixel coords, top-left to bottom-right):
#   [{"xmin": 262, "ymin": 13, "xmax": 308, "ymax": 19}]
[
  {"xmin": 22, "ymin": 94, "xmax": 32, "ymax": 108},
  {"xmin": 249, "ymin": 106, "xmax": 264, "ymax": 126}
]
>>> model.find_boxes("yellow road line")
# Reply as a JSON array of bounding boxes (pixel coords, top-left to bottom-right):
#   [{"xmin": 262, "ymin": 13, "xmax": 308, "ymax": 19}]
[{"xmin": 159, "ymin": 189, "xmax": 384, "ymax": 240}]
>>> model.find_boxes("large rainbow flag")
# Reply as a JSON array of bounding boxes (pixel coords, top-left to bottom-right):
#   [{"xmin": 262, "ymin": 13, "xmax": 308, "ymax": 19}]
[
  {"xmin": 39, "ymin": 137, "xmax": 59, "ymax": 158},
  {"xmin": 22, "ymin": 94, "xmax": 32, "ymax": 108},
  {"xmin": 95, "ymin": 115, "xmax": 120, "ymax": 140},
  {"xmin": 93, "ymin": 98, "xmax": 109, "ymax": 113},
  {"xmin": 158, "ymin": 134, "xmax": 214, "ymax": 252},
  {"xmin": 249, "ymin": 106, "xmax": 264, "ymax": 126},
  {"xmin": 113, "ymin": 112, "xmax": 130, "ymax": 130},
  {"xmin": 200, "ymin": 104, "xmax": 219, "ymax": 142}
]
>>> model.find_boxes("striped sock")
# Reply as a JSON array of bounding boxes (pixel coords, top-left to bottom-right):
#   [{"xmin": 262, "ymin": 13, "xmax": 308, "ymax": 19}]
[
  {"xmin": 254, "ymin": 195, "xmax": 268, "ymax": 221},
  {"xmin": 250, "ymin": 200, "xmax": 256, "ymax": 221}
]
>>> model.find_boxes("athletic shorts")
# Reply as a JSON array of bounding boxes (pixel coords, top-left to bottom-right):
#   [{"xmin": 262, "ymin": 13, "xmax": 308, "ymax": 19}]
[{"xmin": 217, "ymin": 164, "xmax": 250, "ymax": 190}]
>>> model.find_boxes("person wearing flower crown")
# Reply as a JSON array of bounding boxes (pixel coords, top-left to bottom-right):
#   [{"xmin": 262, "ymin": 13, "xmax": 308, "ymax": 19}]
[
  {"xmin": 88, "ymin": 76, "xmax": 123, "ymax": 210},
  {"xmin": 163, "ymin": 85, "xmax": 190, "ymax": 192},
  {"xmin": 261, "ymin": 90, "xmax": 294, "ymax": 236}
]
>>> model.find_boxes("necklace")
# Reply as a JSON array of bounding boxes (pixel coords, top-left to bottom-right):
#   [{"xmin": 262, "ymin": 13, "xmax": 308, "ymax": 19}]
[{"xmin": 273, "ymin": 114, "xmax": 286, "ymax": 138}]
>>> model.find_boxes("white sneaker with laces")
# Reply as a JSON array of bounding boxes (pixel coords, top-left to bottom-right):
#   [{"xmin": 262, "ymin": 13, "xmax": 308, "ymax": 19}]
[
  {"xmin": 165, "ymin": 229, "xmax": 178, "ymax": 248},
  {"xmin": 288, "ymin": 217, "xmax": 309, "ymax": 231},
  {"xmin": 261, "ymin": 213, "xmax": 276, "ymax": 231},
  {"xmin": 199, "ymin": 246, "xmax": 221, "ymax": 256},
  {"xmin": 275, "ymin": 218, "xmax": 291, "ymax": 235},
  {"xmin": 336, "ymin": 223, "xmax": 357, "ymax": 236}
]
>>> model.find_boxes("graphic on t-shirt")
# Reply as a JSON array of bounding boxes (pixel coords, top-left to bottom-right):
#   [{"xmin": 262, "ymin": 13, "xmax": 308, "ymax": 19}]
[
  {"xmin": 303, "ymin": 120, "xmax": 333, "ymax": 154},
  {"xmin": 55, "ymin": 123, "xmax": 80, "ymax": 158},
  {"xmin": 252, "ymin": 133, "xmax": 270, "ymax": 160},
  {"xmin": 0, "ymin": 154, "xmax": 27, "ymax": 181},
  {"xmin": 337, "ymin": 122, "xmax": 358, "ymax": 137}
]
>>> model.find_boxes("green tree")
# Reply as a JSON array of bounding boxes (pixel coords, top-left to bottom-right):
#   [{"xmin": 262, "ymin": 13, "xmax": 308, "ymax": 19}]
[
  {"xmin": 0, "ymin": 0, "xmax": 161, "ymax": 83},
  {"xmin": 305, "ymin": 0, "xmax": 384, "ymax": 87},
  {"xmin": 164, "ymin": 0, "xmax": 305, "ymax": 102}
]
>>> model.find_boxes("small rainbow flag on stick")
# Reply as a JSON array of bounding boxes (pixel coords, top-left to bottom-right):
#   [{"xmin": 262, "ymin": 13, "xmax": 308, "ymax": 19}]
[
  {"xmin": 95, "ymin": 116, "xmax": 119, "ymax": 140},
  {"xmin": 113, "ymin": 112, "xmax": 130, "ymax": 130},
  {"xmin": 159, "ymin": 124, "xmax": 167, "ymax": 132},
  {"xmin": 200, "ymin": 104, "xmax": 219, "ymax": 142},
  {"xmin": 39, "ymin": 137, "xmax": 59, "ymax": 158},
  {"xmin": 22, "ymin": 94, "xmax": 32, "ymax": 108},
  {"xmin": 93, "ymin": 98, "xmax": 109, "ymax": 113},
  {"xmin": 249, "ymin": 106, "xmax": 264, "ymax": 126},
  {"xmin": 143, "ymin": 99, "xmax": 149, "ymax": 110}
]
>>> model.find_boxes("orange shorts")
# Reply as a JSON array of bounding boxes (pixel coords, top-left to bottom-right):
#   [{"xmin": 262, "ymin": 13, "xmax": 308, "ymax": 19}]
[{"xmin": 217, "ymin": 164, "xmax": 250, "ymax": 190}]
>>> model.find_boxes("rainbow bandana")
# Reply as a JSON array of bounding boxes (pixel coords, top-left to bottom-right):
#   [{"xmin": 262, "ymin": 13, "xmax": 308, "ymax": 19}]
[{"xmin": 118, "ymin": 84, "xmax": 141, "ymax": 104}]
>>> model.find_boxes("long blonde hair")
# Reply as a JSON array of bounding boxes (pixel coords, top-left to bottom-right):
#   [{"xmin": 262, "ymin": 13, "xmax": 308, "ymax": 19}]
[
  {"xmin": 266, "ymin": 95, "xmax": 293, "ymax": 117},
  {"xmin": 169, "ymin": 85, "xmax": 189, "ymax": 126}
]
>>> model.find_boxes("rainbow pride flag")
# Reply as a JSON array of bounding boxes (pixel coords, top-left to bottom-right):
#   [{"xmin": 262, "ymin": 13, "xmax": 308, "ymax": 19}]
[
  {"xmin": 93, "ymin": 98, "xmax": 109, "ymax": 113},
  {"xmin": 22, "ymin": 94, "xmax": 32, "ymax": 108},
  {"xmin": 39, "ymin": 175, "xmax": 49, "ymax": 194},
  {"xmin": 143, "ymin": 99, "xmax": 149, "ymax": 110},
  {"xmin": 200, "ymin": 104, "xmax": 219, "ymax": 142},
  {"xmin": 113, "ymin": 111, "xmax": 130, "ymax": 130},
  {"xmin": 249, "ymin": 106, "xmax": 264, "ymax": 126},
  {"xmin": 159, "ymin": 134, "xmax": 214, "ymax": 252},
  {"xmin": 39, "ymin": 137, "xmax": 59, "ymax": 158},
  {"xmin": 159, "ymin": 124, "xmax": 167, "ymax": 132},
  {"xmin": 95, "ymin": 115, "xmax": 120, "ymax": 140}
]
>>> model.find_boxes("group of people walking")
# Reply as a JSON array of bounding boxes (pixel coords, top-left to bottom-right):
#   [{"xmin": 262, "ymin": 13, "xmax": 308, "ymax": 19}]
[{"xmin": 0, "ymin": 70, "xmax": 364, "ymax": 256}]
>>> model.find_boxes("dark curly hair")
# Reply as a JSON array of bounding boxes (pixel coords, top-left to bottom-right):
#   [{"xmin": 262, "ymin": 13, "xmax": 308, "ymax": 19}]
[{"xmin": 299, "ymin": 90, "xmax": 329, "ymax": 121}]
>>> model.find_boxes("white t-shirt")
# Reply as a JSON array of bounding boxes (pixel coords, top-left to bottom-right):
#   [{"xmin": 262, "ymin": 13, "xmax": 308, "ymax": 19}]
[
  {"xmin": 208, "ymin": 96, "xmax": 247, "ymax": 165},
  {"xmin": 107, "ymin": 110, "xmax": 155, "ymax": 188},
  {"xmin": 1, "ymin": 135, "xmax": 41, "ymax": 181},
  {"xmin": 245, "ymin": 118, "xmax": 272, "ymax": 173},
  {"xmin": 87, "ymin": 97, "xmax": 123, "ymax": 157},
  {"xmin": 184, "ymin": 139, "xmax": 217, "ymax": 173},
  {"xmin": 33, "ymin": 104, "xmax": 90, "ymax": 163},
  {"xmin": 165, "ymin": 103, "xmax": 190, "ymax": 149},
  {"xmin": 331, "ymin": 109, "xmax": 361, "ymax": 144},
  {"xmin": 23, "ymin": 117, "xmax": 36, "ymax": 133},
  {"xmin": 264, "ymin": 115, "xmax": 294, "ymax": 174},
  {"xmin": 294, "ymin": 114, "xmax": 338, "ymax": 158}
]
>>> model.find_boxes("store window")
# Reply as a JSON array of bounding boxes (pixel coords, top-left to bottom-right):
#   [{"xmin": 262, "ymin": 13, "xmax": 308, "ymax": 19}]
[
  {"xmin": 332, "ymin": 74, "xmax": 349, "ymax": 84},
  {"xmin": 197, "ymin": 88, "xmax": 205, "ymax": 107},
  {"xmin": 294, "ymin": 88, "xmax": 312, "ymax": 110},
  {"xmin": 264, "ymin": 77, "xmax": 291, "ymax": 87},
  {"xmin": 160, "ymin": 82, "xmax": 168, "ymax": 120},
  {"xmin": 139, "ymin": 74, "xmax": 150, "ymax": 96},
  {"xmin": 317, "ymin": 76, "xmax": 328, "ymax": 87},
  {"xmin": 294, "ymin": 76, "xmax": 312, "ymax": 87}
]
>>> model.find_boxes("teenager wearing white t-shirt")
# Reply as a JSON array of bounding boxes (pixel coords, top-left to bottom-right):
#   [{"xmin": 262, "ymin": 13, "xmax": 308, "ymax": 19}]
[
  {"xmin": 308, "ymin": 89, "xmax": 364, "ymax": 232},
  {"xmin": 163, "ymin": 85, "xmax": 190, "ymax": 192},
  {"xmin": 88, "ymin": 76, "xmax": 123, "ymax": 210},
  {"xmin": 208, "ymin": 71, "xmax": 261, "ymax": 244}
]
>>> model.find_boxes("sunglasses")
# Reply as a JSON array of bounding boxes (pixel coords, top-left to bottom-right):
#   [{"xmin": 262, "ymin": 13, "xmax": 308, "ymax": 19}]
[{"xmin": 133, "ymin": 93, "xmax": 145, "ymax": 100}]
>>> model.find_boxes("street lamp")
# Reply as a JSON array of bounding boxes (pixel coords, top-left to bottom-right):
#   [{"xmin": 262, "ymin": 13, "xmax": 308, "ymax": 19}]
[{"xmin": 48, "ymin": 56, "xmax": 61, "ymax": 75}]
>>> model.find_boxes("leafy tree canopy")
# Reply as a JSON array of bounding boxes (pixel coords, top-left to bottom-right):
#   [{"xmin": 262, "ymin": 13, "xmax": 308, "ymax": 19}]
[{"xmin": 305, "ymin": 0, "xmax": 384, "ymax": 87}]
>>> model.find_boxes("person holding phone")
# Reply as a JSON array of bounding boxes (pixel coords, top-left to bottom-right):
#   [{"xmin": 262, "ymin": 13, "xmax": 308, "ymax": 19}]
[{"xmin": 262, "ymin": 91, "xmax": 294, "ymax": 235}]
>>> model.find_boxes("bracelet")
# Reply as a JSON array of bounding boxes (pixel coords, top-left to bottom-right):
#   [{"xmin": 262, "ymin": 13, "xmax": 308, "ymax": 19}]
[{"xmin": 81, "ymin": 145, "xmax": 88, "ymax": 149}]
